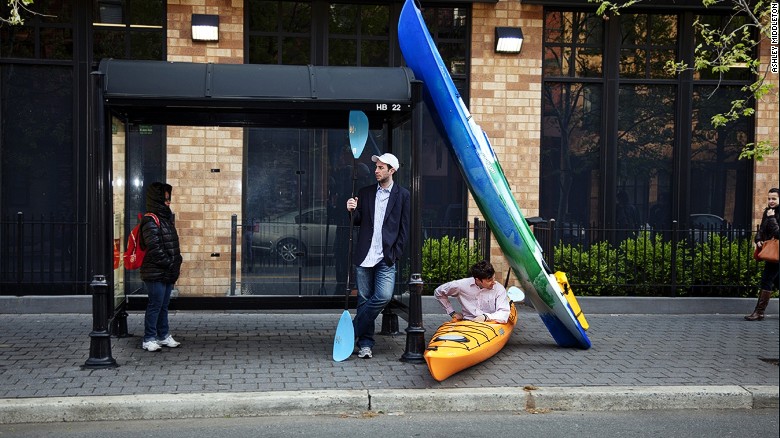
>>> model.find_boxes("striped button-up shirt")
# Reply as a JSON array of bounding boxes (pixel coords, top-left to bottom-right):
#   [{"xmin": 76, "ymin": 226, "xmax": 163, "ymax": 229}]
[{"xmin": 360, "ymin": 183, "xmax": 392, "ymax": 267}]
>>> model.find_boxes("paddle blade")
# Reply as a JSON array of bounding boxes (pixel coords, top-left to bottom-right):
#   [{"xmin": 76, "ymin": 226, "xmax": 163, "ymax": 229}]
[
  {"xmin": 507, "ymin": 286, "xmax": 525, "ymax": 303},
  {"xmin": 332, "ymin": 310, "xmax": 355, "ymax": 362},
  {"xmin": 348, "ymin": 111, "xmax": 369, "ymax": 159}
]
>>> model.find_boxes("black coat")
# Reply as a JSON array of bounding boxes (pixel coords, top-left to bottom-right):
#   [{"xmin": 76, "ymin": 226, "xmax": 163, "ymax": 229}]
[
  {"xmin": 351, "ymin": 182, "xmax": 410, "ymax": 267},
  {"xmin": 140, "ymin": 182, "xmax": 183, "ymax": 284},
  {"xmin": 756, "ymin": 206, "xmax": 780, "ymax": 243}
]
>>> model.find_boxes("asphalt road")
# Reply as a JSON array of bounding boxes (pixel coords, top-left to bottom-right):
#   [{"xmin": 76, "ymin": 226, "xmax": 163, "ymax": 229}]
[{"xmin": 0, "ymin": 409, "xmax": 777, "ymax": 438}]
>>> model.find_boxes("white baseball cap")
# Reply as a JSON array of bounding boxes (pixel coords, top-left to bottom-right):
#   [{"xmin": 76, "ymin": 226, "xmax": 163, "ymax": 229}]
[{"xmin": 371, "ymin": 153, "xmax": 400, "ymax": 170}]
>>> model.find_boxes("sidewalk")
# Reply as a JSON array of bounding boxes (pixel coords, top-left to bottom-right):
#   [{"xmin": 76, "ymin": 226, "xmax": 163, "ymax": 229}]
[{"xmin": 0, "ymin": 300, "xmax": 778, "ymax": 423}]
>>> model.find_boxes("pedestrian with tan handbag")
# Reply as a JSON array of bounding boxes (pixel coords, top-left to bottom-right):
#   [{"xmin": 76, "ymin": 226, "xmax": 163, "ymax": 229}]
[{"xmin": 746, "ymin": 187, "xmax": 779, "ymax": 321}]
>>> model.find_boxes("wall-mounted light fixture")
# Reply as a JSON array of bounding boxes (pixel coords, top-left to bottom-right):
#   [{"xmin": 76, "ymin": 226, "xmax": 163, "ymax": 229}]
[
  {"xmin": 192, "ymin": 14, "xmax": 219, "ymax": 42},
  {"xmin": 495, "ymin": 26, "xmax": 524, "ymax": 54}
]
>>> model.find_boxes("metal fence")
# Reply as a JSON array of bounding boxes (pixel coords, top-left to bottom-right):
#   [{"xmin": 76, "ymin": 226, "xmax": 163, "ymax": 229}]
[
  {"xmin": 2, "ymin": 211, "xmax": 765, "ymax": 298},
  {"xmin": 231, "ymin": 216, "xmax": 491, "ymax": 296},
  {"xmin": 0, "ymin": 212, "xmax": 89, "ymax": 295},
  {"xmin": 531, "ymin": 219, "xmax": 763, "ymax": 297}
]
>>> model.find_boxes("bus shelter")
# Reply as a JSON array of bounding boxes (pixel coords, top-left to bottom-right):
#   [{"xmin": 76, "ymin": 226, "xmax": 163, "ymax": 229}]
[{"xmin": 85, "ymin": 59, "xmax": 426, "ymax": 368}]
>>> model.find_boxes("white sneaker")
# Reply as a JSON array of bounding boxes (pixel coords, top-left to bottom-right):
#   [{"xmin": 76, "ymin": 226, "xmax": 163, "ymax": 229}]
[
  {"xmin": 158, "ymin": 335, "xmax": 180, "ymax": 348},
  {"xmin": 357, "ymin": 347, "xmax": 372, "ymax": 359},
  {"xmin": 142, "ymin": 340, "xmax": 161, "ymax": 352}
]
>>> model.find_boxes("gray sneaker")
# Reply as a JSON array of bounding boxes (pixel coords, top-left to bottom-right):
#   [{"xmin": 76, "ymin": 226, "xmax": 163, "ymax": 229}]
[{"xmin": 357, "ymin": 346, "xmax": 372, "ymax": 359}]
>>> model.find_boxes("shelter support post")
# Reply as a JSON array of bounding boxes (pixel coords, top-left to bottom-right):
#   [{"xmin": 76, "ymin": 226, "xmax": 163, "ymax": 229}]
[
  {"xmin": 83, "ymin": 70, "xmax": 117, "ymax": 369},
  {"xmin": 401, "ymin": 80, "xmax": 426, "ymax": 364}
]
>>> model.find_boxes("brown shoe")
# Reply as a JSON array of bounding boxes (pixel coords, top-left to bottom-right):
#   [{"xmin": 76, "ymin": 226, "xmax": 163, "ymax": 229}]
[{"xmin": 745, "ymin": 290, "xmax": 772, "ymax": 321}]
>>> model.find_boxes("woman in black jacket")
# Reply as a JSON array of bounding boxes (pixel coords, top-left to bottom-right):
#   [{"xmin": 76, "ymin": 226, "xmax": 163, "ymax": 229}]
[
  {"xmin": 140, "ymin": 182, "xmax": 183, "ymax": 351},
  {"xmin": 745, "ymin": 187, "xmax": 779, "ymax": 321}
]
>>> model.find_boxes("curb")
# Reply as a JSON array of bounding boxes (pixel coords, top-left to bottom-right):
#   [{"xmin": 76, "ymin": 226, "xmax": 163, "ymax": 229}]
[
  {"xmin": 1, "ymin": 386, "xmax": 777, "ymax": 424},
  {"xmin": 0, "ymin": 390, "xmax": 368, "ymax": 424}
]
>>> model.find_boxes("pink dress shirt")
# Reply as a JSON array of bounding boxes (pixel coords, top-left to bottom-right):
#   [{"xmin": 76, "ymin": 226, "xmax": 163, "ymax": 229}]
[{"xmin": 433, "ymin": 277, "xmax": 510, "ymax": 323}]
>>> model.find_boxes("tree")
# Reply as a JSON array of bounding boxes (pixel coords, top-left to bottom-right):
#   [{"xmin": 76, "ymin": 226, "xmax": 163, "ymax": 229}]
[
  {"xmin": 2, "ymin": 0, "xmax": 36, "ymax": 25},
  {"xmin": 590, "ymin": 0, "xmax": 778, "ymax": 161}
]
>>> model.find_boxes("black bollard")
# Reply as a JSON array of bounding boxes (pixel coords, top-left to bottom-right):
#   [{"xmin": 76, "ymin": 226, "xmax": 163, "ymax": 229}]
[
  {"xmin": 112, "ymin": 302, "xmax": 132, "ymax": 338},
  {"xmin": 380, "ymin": 306, "xmax": 400, "ymax": 335},
  {"xmin": 82, "ymin": 275, "xmax": 118, "ymax": 369},
  {"xmin": 400, "ymin": 273, "xmax": 425, "ymax": 363}
]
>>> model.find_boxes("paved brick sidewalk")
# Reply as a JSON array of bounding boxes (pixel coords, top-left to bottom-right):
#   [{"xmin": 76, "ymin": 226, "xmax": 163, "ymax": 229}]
[{"xmin": 0, "ymin": 308, "xmax": 777, "ymax": 399}]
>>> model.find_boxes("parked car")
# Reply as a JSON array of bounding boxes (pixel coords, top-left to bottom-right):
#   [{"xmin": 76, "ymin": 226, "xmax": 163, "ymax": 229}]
[
  {"xmin": 689, "ymin": 213, "xmax": 749, "ymax": 242},
  {"xmin": 250, "ymin": 207, "xmax": 337, "ymax": 264}
]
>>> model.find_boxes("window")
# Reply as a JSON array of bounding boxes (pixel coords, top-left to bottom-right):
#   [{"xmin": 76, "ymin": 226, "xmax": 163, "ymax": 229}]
[
  {"xmin": 0, "ymin": 1, "xmax": 73, "ymax": 59},
  {"xmin": 540, "ymin": 82, "xmax": 602, "ymax": 228},
  {"xmin": 328, "ymin": 3, "xmax": 390, "ymax": 66},
  {"xmin": 1, "ymin": 65, "xmax": 73, "ymax": 217},
  {"xmin": 541, "ymin": 11, "xmax": 603, "ymax": 228},
  {"xmin": 543, "ymin": 11, "xmax": 603, "ymax": 78},
  {"xmin": 693, "ymin": 14, "xmax": 753, "ymax": 81},
  {"xmin": 92, "ymin": 0, "xmax": 165, "ymax": 61},
  {"xmin": 541, "ymin": 8, "xmax": 753, "ymax": 233},
  {"xmin": 246, "ymin": 0, "xmax": 312, "ymax": 65},
  {"xmin": 619, "ymin": 14, "xmax": 677, "ymax": 79},
  {"xmin": 690, "ymin": 85, "xmax": 751, "ymax": 228}
]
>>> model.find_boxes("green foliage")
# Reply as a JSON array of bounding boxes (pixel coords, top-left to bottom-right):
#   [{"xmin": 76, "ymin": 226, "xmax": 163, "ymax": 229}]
[
  {"xmin": 619, "ymin": 231, "xmax": 692, "ymax": 296},
  {"xmin": 691, "ymin": 234, "xmax": 763, "ymax": 297},
  {"xmin": 421, "ymin": 235, "xmax": 481, "ymax": 294},
  {"xmin": 554, "ymin": 241, "xmax": 623, "ymax": 296},
  {"xmin": 553, "ymin": 232, "xmax": 763, "ymax": 296}
]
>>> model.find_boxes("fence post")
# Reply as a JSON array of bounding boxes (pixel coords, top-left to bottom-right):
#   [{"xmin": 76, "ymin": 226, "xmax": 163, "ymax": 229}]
[
  {"xmin": 549, "ymin": 218, "xmax": 557, "ymax": 272},
  {"xmin": 473, "ymin": 217, "xmax": 479, "ymax": 259},
  {"xmin": 474, "ymin": 217, "xmax": 491, "ymax": 262},
  {"xmin": 670, "ymin": 220, "xmax": 678, "ymax": 297},
  {"xmin": 230, "ymin": 214, "xmax": 237, "ymax": 296},
  {"xmin": 16, "ymin": 212, "xmax": 23, "ymax": 283}
]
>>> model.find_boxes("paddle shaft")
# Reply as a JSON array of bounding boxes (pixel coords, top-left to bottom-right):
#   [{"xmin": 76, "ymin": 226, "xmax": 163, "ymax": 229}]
[{"xmin": 343, "ymin": 159, "xmax": 359, "ymax": 310}]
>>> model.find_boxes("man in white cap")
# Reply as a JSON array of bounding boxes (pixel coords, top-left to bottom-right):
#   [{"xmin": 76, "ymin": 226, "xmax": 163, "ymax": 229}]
[{"xmin": 346, "ymin": 152, "xmax": 410, "ymax": 359}]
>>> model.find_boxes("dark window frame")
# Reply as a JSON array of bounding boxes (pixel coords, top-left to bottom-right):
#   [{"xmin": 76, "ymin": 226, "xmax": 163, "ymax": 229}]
[
  {"xmin": 91, "ymin": 0, "xmax": 166, "ymax": 63},
  {"xmin": 540, "ymin": 6, "xmax": 754, "ymax": 231}
]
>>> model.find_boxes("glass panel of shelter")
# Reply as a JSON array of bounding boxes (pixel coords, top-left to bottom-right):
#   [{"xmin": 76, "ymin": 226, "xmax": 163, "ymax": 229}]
[
  {"xmin": 119, "ymin": 122, "xmax": 166, "ymax": 299},
  {"xmin": 243, "ymin": 126, "xmax": 388, "ymax": 296}
]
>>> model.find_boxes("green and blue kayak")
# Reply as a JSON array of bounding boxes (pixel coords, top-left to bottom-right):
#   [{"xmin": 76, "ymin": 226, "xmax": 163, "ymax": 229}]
[{"xmin": 398, "ymin": 0, "xmax": 590, "ymax": 349}]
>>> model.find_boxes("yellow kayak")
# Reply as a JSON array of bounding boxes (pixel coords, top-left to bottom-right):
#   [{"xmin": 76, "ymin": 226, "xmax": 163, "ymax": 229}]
[
  {"xmin": 554, "ymin": 271, "xmax": 589, "ymax": 330},
  {"xmin": 424, "ymin": 302, "xmax": 517, "ymax": 381}
]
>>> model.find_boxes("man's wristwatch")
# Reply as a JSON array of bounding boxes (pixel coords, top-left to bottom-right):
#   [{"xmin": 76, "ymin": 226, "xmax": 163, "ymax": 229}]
[{"xmin": 449, "ymin": 311, "xmax": 457, "ymax": 317}]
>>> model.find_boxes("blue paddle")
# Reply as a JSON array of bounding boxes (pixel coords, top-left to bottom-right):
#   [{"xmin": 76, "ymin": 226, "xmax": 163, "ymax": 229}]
[{"xmin": 333, "ymin": 110, "xmax": 369, "ymax": 362}]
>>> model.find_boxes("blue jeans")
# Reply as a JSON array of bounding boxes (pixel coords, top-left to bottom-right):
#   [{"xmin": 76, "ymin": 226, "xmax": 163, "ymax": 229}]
[
  {"xmin": 353, "ymin": 260, "xmax": 396, "ymax": 349},
  {"xmin": 144, "ymin": 281, "xmax": 173, "ymax": 342}
]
